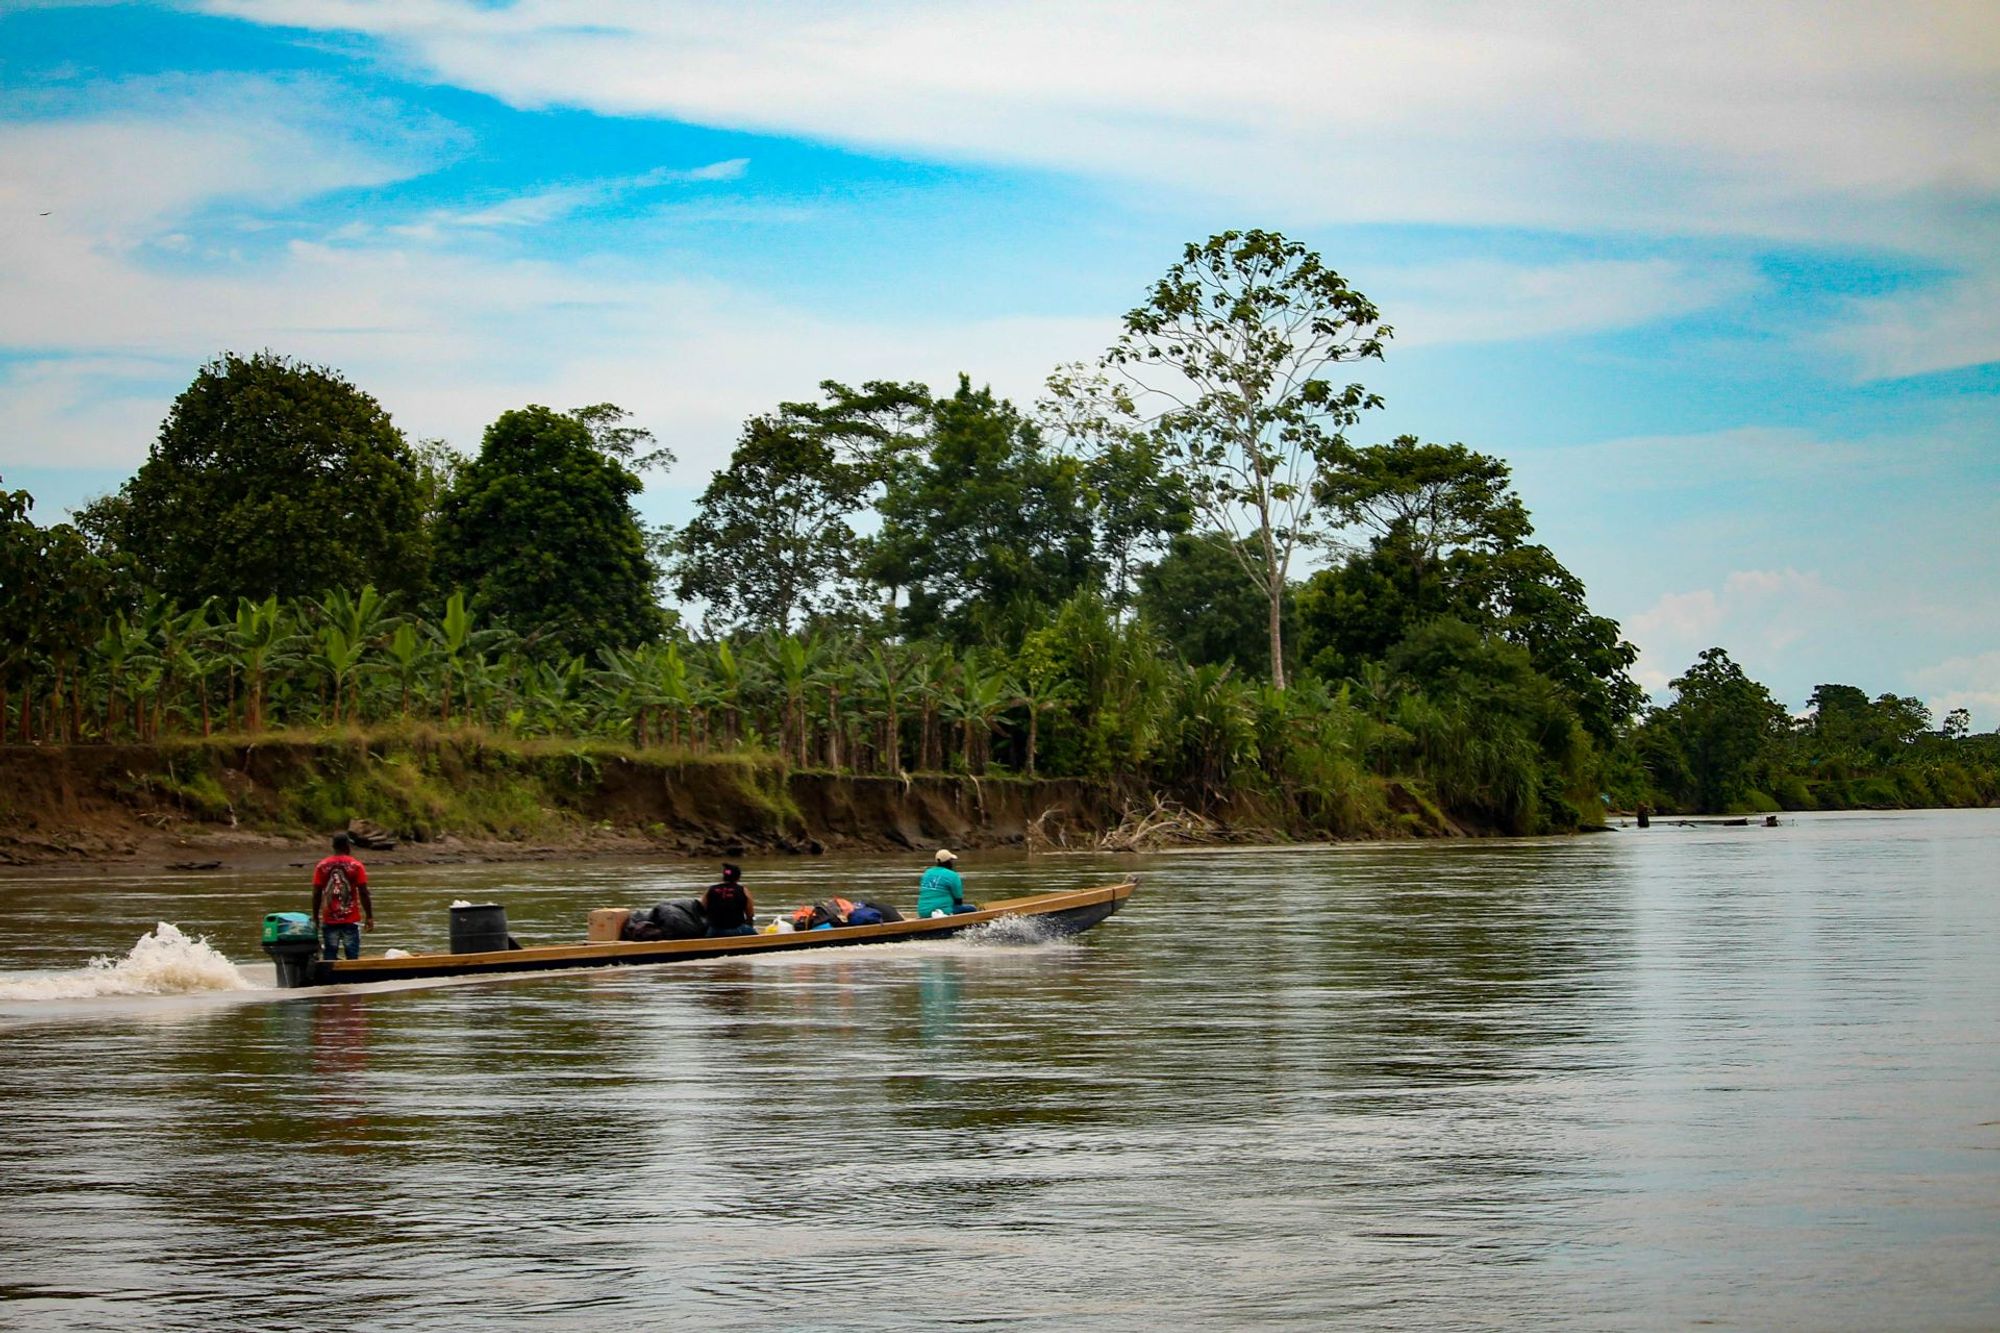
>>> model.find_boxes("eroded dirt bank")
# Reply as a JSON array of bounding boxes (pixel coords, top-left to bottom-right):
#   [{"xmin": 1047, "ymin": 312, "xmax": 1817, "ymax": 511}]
[{"xmin": 0, "ymin": 738, "xmax": 1401, "ymax": 868}]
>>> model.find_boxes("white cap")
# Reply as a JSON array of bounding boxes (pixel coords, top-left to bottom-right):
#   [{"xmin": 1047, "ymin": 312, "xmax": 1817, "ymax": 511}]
[{"xmin": 935, "ymin": 849, "xmax": 958, "ymax": 864}]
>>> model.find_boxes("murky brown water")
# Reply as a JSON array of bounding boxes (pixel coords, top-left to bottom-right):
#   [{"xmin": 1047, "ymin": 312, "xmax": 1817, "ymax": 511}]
[{"xmin": 2, "ymin": 811, "xmax": 1997, "ymax": 1329}]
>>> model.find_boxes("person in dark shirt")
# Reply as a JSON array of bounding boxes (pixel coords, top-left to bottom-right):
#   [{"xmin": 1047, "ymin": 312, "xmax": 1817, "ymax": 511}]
[
  {"xmin": 701, "ymin": 863, "xmax": 756, "ymax": 937},
  {"xmin": 311, "ymin": 831, "xmax": 374, "ymax": 960}
]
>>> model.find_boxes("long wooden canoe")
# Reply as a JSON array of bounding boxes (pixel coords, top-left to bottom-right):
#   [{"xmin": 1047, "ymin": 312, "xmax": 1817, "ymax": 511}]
[{"xmin": 292, "ymin": 880, "xmax": 1136, "ymax": 988}]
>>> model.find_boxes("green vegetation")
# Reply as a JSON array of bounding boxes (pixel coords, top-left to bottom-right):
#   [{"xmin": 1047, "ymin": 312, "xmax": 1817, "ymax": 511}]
[
  {"xmin": 436, "ymin": 403, "xmax": 670, "ymax": 656},
  {"xmin": 3, "ymin": 230, "xmax": 1992, "ymax": 841},
  {"xmin": 1626, "ymin": 658, "xmax": 1997, "ymax": 814},
  {"xmin": 76, "ymin": 351, "xmax": 437, "ymax": 604},
  {"xmin": 74, "ymin": 728, "xmax": 796, "ymax": 844}
]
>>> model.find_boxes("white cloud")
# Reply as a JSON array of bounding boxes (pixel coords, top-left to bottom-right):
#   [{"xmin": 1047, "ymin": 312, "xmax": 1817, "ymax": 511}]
[
  {"xmin": 388, "ymin": 157, "xmax": 753, "ymax": 236},
  {"xmin": 0, "ymin": 75, "xmax": 429, "ymax": 236},
  {"xmin": 1910, "ymin": 651, "xmax": 2000, "ymax": 732},
  {"xmin": 649, "ymin": 158, "xmax": 748, "ymax": 184},
  {"xmin": 1380, "ymin": 258, "xmax": 1758, "ymax": 348},
  {"xmin": 175, "ymin": 1, "xmax": 2000, "ymax": 377},
  {"xmin": 0, "ymin": 223, "xmax": 1117, "ymax": 478},
  {"xmin": 1627, "ymin": 568, "xmax": 1839, "ymax": 697},
  {"xmin": 191, "ymin": 1, "xmax": 2000, "ymax": 242},
  {"xmin": 2, "ymin": 67, "xmax": 1780, "ymax": 485},
  {"xmin": 1828, "ymin": 265, "xmax": 2000, "ymax": 381}
]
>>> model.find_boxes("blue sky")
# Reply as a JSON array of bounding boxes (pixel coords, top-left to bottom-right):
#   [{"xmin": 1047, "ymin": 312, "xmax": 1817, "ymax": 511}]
[{"xmin": 2, "ymin": 1, "xmax": 1996, "ymax": 723}]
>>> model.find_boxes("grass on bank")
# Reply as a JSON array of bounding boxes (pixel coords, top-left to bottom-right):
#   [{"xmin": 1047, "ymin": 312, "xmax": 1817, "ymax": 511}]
[{"xmin": 90, "ymin": 726, "xmax": 796, "ymax": 843}]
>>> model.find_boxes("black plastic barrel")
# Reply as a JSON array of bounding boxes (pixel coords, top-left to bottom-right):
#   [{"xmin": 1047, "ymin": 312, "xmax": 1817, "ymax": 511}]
[{"xmin": 450, "ymin": 903, "xmax": 510, "ymax": 954}]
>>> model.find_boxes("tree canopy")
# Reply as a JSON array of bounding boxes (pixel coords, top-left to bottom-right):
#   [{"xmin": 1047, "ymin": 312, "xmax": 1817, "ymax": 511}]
[
  {"xmin": 675, "ymin": 380, "xmax": 929, "ymax": 632},
  {"xmin": 435, "ymin": 404, "xmax": 667, "ymax": 658},
  {"xmin": 867, "ymin": 378, "xmax": 1099, "ymax": 646},
  {"xmin": 12, "ymin": 240, "xmax": 1981, "ymax": 829},
  {"xmin": 1646, "ymin": 647, "xmax": 1790, "ymax": 812},
  {"xmin": 1298, "ymin": 438, "xmax": 1640, "ymax": 745},
  {"xmin": 1080, "ymin": 229, "xmax": 1390, "ymax": 688},
  {"xmin": 79, "ymin": 352, "xmax": 434, "ymax": 604},
  {"xmin": 1137, "ymin": 531, "xmax": 1285, "ymax": 679}
]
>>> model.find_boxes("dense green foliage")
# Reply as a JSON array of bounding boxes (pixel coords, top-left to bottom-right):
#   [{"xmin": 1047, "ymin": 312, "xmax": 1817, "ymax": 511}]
[
  {"xmin": 1080, "ymin": 228, "xmax": 1390, "ymax": 687},
  {"xmin": 8, "ymin": 228, "xmax": 1991, "ymax": 833},
  {"xmin": 674, "ymin": 380, "xmax": 927, "ymax": 632},
  {"xmin": 869, "ymin": 379, "xmax": 1100, "ymax": 647},
  {"xmin": 1138, "ymin": 532, "xmax": 1285, "ymax": 681},
  {"xmin": 77, "ymin": 352, "xmax": 435, "ymax": 604},
  {"xmin": 1623, "ymin": 659, "xmax": 1995, "ymax": 814},
  {"xmin": 435, "ymin": 405, "xmax": 669, "ymax": 657}
]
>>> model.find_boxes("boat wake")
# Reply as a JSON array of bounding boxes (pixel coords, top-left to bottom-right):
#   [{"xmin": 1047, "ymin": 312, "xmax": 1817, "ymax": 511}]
[
  {"xmin": 0, "ymin": 923, "xmax": 256, "ymax": 1000},
  {"xmin": 958, "ymin": 914, "xmax": 1071, "ymax": 947}
]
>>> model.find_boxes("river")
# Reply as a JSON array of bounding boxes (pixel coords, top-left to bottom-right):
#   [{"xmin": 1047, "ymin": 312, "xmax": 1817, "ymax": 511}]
[{"xmin": 1, "ymin": 809, "xmax": 1995, "ymax": 1330}]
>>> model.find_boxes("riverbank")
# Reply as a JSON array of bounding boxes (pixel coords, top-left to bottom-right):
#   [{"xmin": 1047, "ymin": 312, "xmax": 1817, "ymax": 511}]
[{"xmin": 0, "ymin": 731, "xmax": 1471, "ymax": 867}]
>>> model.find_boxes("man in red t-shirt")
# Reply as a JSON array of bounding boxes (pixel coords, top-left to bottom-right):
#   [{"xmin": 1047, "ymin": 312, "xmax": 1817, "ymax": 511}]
[{"xmin": 312, "ymin": 831, "xmax": 375, "ymax": 960}]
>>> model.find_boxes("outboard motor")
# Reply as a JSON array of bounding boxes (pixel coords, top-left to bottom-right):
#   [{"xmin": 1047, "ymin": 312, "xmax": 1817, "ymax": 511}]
[{"xmin": 262, "ymin": 912, "xmax": 321, "ymax": 988}]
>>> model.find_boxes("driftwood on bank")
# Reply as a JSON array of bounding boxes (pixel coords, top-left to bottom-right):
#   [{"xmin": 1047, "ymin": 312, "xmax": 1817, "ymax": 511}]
[
  {"xmin": 346, "ymin": 818, "xmax": 399, "ymax": 851},
  {"xmin": 1096, "ymin": 797, "xmax": 1221, "ymax": 852}
]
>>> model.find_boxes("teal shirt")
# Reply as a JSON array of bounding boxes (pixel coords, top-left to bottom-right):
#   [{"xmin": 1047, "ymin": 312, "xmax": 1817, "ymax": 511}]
[{"xmin": 917, "ymin": 865, "xmax": 965, "ymax": 916}]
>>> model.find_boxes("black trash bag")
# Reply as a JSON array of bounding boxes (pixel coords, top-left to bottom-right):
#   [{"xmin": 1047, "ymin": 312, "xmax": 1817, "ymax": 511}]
[{"xmin": 622, "ymin": 898, "xmax": 709, "ymax": 941}]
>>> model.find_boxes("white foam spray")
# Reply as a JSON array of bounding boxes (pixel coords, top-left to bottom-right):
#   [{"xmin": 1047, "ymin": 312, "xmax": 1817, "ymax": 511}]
[
  {"xmin": 0, "ymin": 922, "xmax": 256, "ymax": 1000},
  {"xmin": 960, "ymin": 914, "xmax": 1065, "ymax": 947}
]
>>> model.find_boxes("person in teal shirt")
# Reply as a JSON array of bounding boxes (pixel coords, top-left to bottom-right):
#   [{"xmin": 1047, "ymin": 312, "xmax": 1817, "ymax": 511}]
[{"xmin": 917, "ymin": 849, "xmax": 976, "ymax": 917}]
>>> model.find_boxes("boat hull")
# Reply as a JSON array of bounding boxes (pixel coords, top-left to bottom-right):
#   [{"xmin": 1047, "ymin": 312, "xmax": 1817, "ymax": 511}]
[{"xmin": 293, "ymin": 881, "xmax": 1135, "ymax": 988}]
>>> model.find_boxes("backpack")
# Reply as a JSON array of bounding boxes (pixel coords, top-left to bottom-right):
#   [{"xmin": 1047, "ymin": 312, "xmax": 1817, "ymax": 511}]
[
  {"xmin": 788, "ymin": 897, "xmax": 857, "ymax": 931},
  {"xmin": 322, "ymin": 863, "xmax": 358, "ymax": 921}
]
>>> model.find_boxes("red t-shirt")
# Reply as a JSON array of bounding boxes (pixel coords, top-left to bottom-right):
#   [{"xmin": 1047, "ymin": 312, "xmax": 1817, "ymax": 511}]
[{"xmin": 313, "ymin": 854, "xmax": 370, "ymax": 925}]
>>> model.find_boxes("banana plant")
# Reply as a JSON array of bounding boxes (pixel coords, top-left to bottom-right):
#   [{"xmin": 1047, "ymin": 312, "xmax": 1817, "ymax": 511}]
[
  {"xmin": 857, "ymin": 641, "xmax": 910, "ymax": 774},
  {"xmin": 704, "ymin": 639, "xmax": 745, "ymax": 748},
  {"xmin": 427, "ymin": 591, "xmax": 494, "ymax": 725},
  {"xmin": 92, "ymin": 611, "xmax": 150, "ymax": 739},
  {"xmin": 905, "ymin": 643, "xmax": 953, "ymax": 772},
  {"xmin": 768, "ymin": 631, "xmax": 825, "ymax": 768},
  {"xmin": 943, "ymin": 650, "xmax": 1016, "ymax": 774},
  {"xmin": 809, "ymin": 633, "xmax": 858, "ymax": 769},
  {"xmin": 379, "ymin": 622, "xmax": 435, "ymax": 723},
  {"xmin": 1011, "ymin": 661, "xmax": 1077, "ymax": 779},
  {"xmin": 655, "ymin": 642, "xmax": 696, "ymax": 749},
  {"xmin": 309, "ymin": 623, "xmax": 368, "ymax": 726},
  {"xmin": 155, "ymin": 601, "xmax": 219, "ymax": 736},
  {"xmin": 228, "ymin": 595, "xmax": 295, "ymax": 732}
]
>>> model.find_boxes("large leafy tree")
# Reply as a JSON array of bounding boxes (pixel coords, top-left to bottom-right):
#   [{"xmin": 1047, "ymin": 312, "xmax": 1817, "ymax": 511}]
[
  {"xmin": 675, "ymin": 380, "xmax": 929, "ymax": 632},
  {"xmin": 866, "ymin": 377, "xmax": 1099, "ymax": 646},
  {"xmin": 2, "ymin": 477, "xmax": 125, "ymax": 740},
  {"xmin": 1298, "ymin": 436, "xmax": 1640, "ymax": 743},
  {"xmin": 1316, "ymin": 436, "xmax": 1529, "ymax": 584},
  {"xmin": 1076, "ymin": 229, "xmax": 1390, "ymax": 688},
  {"xmin": 79, "ymin": 352, "xmax": 432, "ymax": 604},
  {"xmin": 1650, "ymin": 647, "xmax": 1788, "ymax": 812},
  {"xmin": 436, "ymin": 404, "xmax": 668, "ymax": 658},
  {"xmin": 1805, "ymin": 683, "xmax": 1935, "ymax": 766},
  {"xmin": 1136, "ymin": 531, "xmax": 1285, "ymax": 679},
  {"xmin": 1039, "ymin": 364, "xmax": 1193, "ymax": 611}
]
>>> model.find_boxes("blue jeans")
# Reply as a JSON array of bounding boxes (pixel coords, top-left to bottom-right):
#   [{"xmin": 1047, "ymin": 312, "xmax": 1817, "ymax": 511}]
[
  {"xmin": 322, "ymin": 923, "xmax": 361, "ymax": 960},
  {"xmin": 705, "ymin": 924, "xmax": 757, "ymax": 938}
]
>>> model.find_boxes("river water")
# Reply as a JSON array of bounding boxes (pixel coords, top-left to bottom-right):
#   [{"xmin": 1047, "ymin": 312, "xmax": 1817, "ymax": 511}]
[{"xmin": 0, "ymin": 810, "xmax": 1995, "ymax": 1330}]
